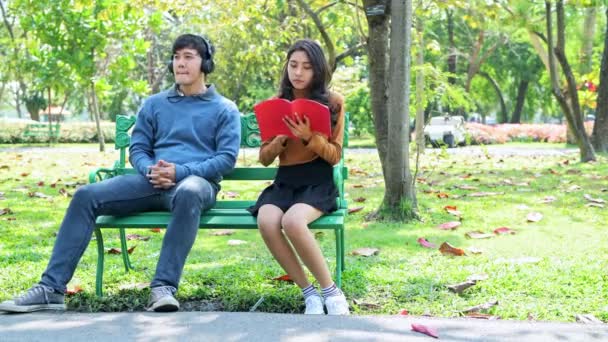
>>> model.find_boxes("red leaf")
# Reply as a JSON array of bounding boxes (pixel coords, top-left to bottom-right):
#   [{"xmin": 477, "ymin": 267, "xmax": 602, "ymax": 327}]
[
  {"xmin": 20, "ymin": 172, "xmax": 29, "ymax": 177},
  {"xmin": 439, "ymin": 242, "xmax": 466, "ymax": 256},
  {"xmin": 348, "ymin": 206, "xmax": 364, "ymax": 214},
  {"xmin": 437, "ymin": 192, "xmax": 449, "ymax": 199},
  {"xmin": 417, "ymin": 237, "xmax": 436, "ymax": 249},
  {"xmin": 272, "ymin": 274, "xmax": 293, "ymax": 282},
  {"xmin": 493, "ymin": 227, "xmax": 516, "ymax": 235},
  {"xmin": 65, "ymin": 285, "xmax": 83, "ymax": 296},
  {"xmin": 150, "ymin": 228, "xmax": 162, "ymax": 233},
  {"xmin": 37, "ymin": 181, "xmax": 44, "ymax": 186},
  {"xmin": 398, "ymin": 309, "xmax": 409, "ymax": 315},
  {"xmin": 444, "ymin": 205, "xmax": 458, "ymax": 211},
  {"xmin": 127, "ymin": 246, "xmax": 136, "ymax": 254},
  {"xmin": 354, "ymin": 197, "xmax": 366, "ymax": 203},
  {"xmin": 411, "ymin": 323, "xmax": 439, "ymax": 338},
  {"xmin": 437, "ymin": 221, "xmax": 461, "ymax": 230}
]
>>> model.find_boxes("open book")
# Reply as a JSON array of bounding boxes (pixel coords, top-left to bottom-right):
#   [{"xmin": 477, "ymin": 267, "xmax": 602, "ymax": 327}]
[{"xmin": 253, "ymin": 98, "xmax": 331, "ymax": 141}]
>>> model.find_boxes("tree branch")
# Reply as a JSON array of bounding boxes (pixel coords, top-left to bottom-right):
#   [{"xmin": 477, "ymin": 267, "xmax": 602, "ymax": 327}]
[
  {"xmin": 315, "ymin": 1, "xmax": 338, "ymax": 15},
  {"xmin": 335, "ymin": 42, "xmax": 367, "ymax": 63},
  {"xmin": 295, "ymin": 0, "xmax": 336, "ymax": 69}
]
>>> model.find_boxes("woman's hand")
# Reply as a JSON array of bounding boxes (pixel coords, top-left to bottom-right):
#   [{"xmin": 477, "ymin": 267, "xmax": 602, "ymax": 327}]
[{"xmin": 283, "ymin": 113, "xmax": 312, "ymax": 142}]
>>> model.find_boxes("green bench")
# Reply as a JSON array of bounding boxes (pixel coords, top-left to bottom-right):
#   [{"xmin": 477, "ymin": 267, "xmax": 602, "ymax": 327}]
[
  {"xmin": 89, "ymin": 114, "xmax": 349, "ymax": 296},
  {"xmin": 22, "ymin": 123, "xmax": 61, "ymax": 139}
]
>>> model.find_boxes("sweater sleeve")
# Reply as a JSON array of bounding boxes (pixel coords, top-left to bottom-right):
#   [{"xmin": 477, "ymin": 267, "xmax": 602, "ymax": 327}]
[
  {"xmin": 304, "ymin": 93, "xmax": 345, "ymax": 166},
  {"xmin": 259, "ymin": 136, "xmax": 287, "ymax": 166},
  {"xmin": 128, "ymin": 100, "xmax": 156, "ymax": 176}
]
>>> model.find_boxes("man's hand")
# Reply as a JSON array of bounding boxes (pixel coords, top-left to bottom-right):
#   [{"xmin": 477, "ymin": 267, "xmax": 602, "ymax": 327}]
[
  {"xmin": 283, "ymin": 113, "xmax": 312, "ymax": 142},
  {"xmin": 147, "ymin": 160, "xmax": 176, "ymax": 189},
  {"xmin": 274, "ymin": 134, "xmax": 289, "ymax": 147}
]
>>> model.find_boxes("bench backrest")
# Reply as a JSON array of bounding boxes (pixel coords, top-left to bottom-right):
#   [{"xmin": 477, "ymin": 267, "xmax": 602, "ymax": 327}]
[{"xmin": 112, "ymin": 113, "xmax": 349, "ymax": 208}]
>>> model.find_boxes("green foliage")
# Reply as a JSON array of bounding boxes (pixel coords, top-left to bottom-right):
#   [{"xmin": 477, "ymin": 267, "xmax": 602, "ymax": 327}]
[
  {"xmin": 0, "ymin": 121, "xmax": 115, "ymax": 143},
  {"xmin": 345, "ymin": 84, "xmax": 373, "ymax": 137}
]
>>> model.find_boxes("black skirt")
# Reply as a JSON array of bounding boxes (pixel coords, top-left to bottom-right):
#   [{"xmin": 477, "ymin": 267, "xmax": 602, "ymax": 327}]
[{"xmin": 248, "ymin": 157, "xmax": 339, "ymax": 217}]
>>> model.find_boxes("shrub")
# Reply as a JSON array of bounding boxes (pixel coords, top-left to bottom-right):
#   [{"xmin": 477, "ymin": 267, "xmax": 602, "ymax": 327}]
[
  {"xmin": 0, "ymin": 120, "xmax": 116, "ymax": 144},
  {"xmin": 464, "ymin": 122, "xmax": 594, "ymax": 145}
]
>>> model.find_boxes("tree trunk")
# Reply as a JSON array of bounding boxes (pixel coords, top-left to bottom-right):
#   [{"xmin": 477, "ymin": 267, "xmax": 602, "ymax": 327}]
[
  {"xmin": 364, "ymin": 0, "xmax": 390, "ymax": 186},
  {"xmin": 90, "ymin": 82, "xmax": 106, "ymax": 152},
  {"xmin": 47, "ymin": 88, "xmax": 53, "ymax": 145},
  {"xmin": 415, "ymin": 18, "xmax": 425, "ymax": 153},
  {"xmin": 510, "ymin": 80, "xmax": 528, "ymax": 123},
  {"xmin": 383, "ymin": 0, "xmax": 416, "ymax": 220},
  {"xmin": 591, "ymin": 7, "xmax": 608, "ymax": 153},
  {"xmin": 546, "ymin": 0, "xmax": 595, "ymax": 162},
  {"xmin": 446, "ymin": 9, "xmax": 456, "ymax": 85},
  {"xmin": 478, "ymin": 71, "xmax": 507, "ymax": 123},
  {"xmin": 580, "ymin": 6, "xmax": 597, "ymax": 74}
]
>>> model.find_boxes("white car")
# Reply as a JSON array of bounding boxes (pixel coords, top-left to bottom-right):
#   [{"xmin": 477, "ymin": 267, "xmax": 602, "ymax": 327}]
[{"xmin": 423, "ymin": 115, "xmax": 467, "ymax": 148}]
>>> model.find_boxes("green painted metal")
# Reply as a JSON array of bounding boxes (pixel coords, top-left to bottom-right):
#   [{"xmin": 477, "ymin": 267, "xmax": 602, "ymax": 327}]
[
  {"xmin": 22, "ymin": 123, "xmax": 61, "ymax": 138},
  {"xmin": 91, "ymin": 112, "xmax": 349, "ymax": 296}
]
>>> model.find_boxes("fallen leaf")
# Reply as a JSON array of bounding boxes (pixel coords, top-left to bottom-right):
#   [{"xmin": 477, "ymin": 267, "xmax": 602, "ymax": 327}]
[
  {"xmin": 223, "ymin": 191, "xmax": 239, "ymax": 199},
  {"xmin": 0, "ymin": 208, "xmax": 13, "ymax": 216},
  {"xmin": 575, "ymin": 314, "xmax": 603, "ymax": 324},
  {"xmin": 417, "ymin": 237, "xmax": 436, "ymax": 249},
  {"xmin": 493, "ymin": 227, "xmax": 516, "ymax": 235},
  {"xmin": 540, "ymin": 196, "xmax": 556, "ymax": 204},
  {"xmin": 447, "ymin": 280, "xmax": 477, "ymax": 294},
  {"xmin": 460, "ymin": 173, "xmax": 472, "ymax": 179},
  {"xmin": 119, "ymin": 282, "xmax": 150, "ymax": 290},
  {"xmin": 20, "ymin": 172, "xmax": 29, "ymax": 177},
  {"xmin": 411, "ymin": 323, "xmax": 439, "ymax": 339},
  {"xmin": 457, "ymin": 185, "xmax": 478, "ymax": 190},
  {"xmin": 437, "ymin": 221, "xmax": 461, "ymax": 230},
  {"xmin": 0, "ymin": 165, "xmax": 9, "ymax": 170},
  {"xmin": 351, "ymin": 247, "xmax": 379, "ymax": 257},
  {"xmin": 210, "ymin": 230, "xmax": 235, "ymax": 236},
  {"xmin": 227, "ymin": 239, "xmax": 247, "ymax": 246},
  {"xmin": 586, "ymin": 203, "xmax": 605, "ymax": 208},
  {"xmin": 398, "ymin": 309, "xmax": 409, "ymax": 315},
  {"xmin": 439, "ymin": 242, "xmax": 466, "ymax": 256},
  {"xmin": 583, "ymin": 194, "xmax": 606, "ymax": 204},
  {"xmin": 354, "ymin": 197, "xmax": 366, "ymax": 203},
  {"xmin": 526, "ymin": 212, "xmax": 543, "ymax": 222},
  {"xmin": 548, "ymin": 169, "xmax": 559, "ymax": 175},
  {"xmin": 352, "ymin": 298, "xmax": 381, "ymax": 310},
  {"xmin": 107, "ymin": 247, "xmax": 121, "ymax": 254},
  {"xmin": 127, "ymin": 246, "xmax": 136, "ymax": 254},
  {"xmin": 461, "ymin": 300, "xmax": 499, "ymax": 313},
  {"xmin": 272, "ymin": 274, "xmax": 293, "ymax": 282},
  {"xmin": 566, "ymin": 169, "xmax": 581, "ymax": 175},
  {"xmin": 65, "ymin": 285, "xmax": 83, "ymax": 296},
  {"xmin": 37, "ymin": 181, "xmax": 44, "ymax": 186},
  {"xmin": 348, "ymin": 206, "xmax": 364, "ymax": 214},
  {"xmin": 468, "ymin": 192, "xmax": 504, "ymax": 197},
  {"xmin": 444, "ymin": 205, "xmax": 462, "ymax": 217},
  {"xmin": 314, "ymin": 231, "xmax": 325, "ymax": 239},
  {"xmin": 465, "ymin": 313, "xmax": 500, "ymax": 320},
  {"xmin": 468, "ymin": 247, "xmax": 483, "ymax": 254},
  {"xmin": 566, "ymin": 185, "xmax": 581, "ymax": 192},
  {"xmin": 28, "ymin": 192, "xmax": 52, "ymax": 199},
  {"xmin": 150, "ymin": 228, "xmax": 162, "ymax": 233},
  {"xmin": 352, "ymin": 184, "xmax": 364, "ymax": 188},
  {"xmin": 126, "ymin": 234, "xmax": 151, "ymax": 241},
  {"xmin": 465, "ymin": 231, "xmax": 494, "ymax": 239},
  {"xmin": 437, "ymin": 192, "xmax": 449, "ymax": 199}
]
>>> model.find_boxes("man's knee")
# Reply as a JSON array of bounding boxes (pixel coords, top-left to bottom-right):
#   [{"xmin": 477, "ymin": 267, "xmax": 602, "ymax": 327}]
[{"xmin": 173, "ymin": 176, "xmax": 215, "ymax": 208}]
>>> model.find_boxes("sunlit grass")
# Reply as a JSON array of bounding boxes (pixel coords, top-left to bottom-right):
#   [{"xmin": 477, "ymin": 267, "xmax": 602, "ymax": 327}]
[{"xmin": 0, "ymin": 146, "xmax": 606, "ymax": 321}]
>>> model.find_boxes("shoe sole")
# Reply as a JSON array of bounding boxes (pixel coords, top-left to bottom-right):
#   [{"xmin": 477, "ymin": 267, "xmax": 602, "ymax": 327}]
[
  {"xmin": 0, "ymin": 301, "xmax": 66, "ymax": 313},
  {"xmin": 148, "ymin": 296, "xmax": 179, "ymax": 312}
]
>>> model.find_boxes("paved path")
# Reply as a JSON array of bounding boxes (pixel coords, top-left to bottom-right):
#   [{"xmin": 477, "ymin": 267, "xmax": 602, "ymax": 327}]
[{"xmin": 0, "ymin": 311, "xmax": 606, "ymax": 342}]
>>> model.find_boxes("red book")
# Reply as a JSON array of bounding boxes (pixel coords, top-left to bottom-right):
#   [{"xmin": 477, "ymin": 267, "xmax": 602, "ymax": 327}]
[{"xmin": 253, "ymin": 98, "xmax": 332, "ymax": 141}]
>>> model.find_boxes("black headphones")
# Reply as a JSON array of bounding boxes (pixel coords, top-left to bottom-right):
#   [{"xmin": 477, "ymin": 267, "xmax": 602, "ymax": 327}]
[{"xmin": 167, "ymin": 35, "xmax": 215, "ymax": 75}]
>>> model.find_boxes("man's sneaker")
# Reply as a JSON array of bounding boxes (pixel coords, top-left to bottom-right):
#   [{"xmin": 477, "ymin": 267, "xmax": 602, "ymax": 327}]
[
  {"xmin": 304, "ymin": 295, "xmax": 324, "ymax": 315},
  {"xmin": 0, "ymin": 284, "xmax": 66, "ymax": 313},
  {"xmin": 147, "ymin": 286, "xmax": 179, "ymax": 312},
  {"xmin": 325, "ymin": 293, "xmax": 350, "ymax": 315}
]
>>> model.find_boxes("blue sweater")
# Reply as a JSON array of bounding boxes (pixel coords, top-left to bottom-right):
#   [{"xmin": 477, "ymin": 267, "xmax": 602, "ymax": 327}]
[{"xmin": 129, "ymin": 84, "xmax": 241, "ymax": 185}]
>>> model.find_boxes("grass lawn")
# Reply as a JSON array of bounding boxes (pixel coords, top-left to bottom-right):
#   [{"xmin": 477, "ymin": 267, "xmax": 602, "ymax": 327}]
[{"xmin": 0, "ymin": 146, "xmax": 606, "ymax": 322}]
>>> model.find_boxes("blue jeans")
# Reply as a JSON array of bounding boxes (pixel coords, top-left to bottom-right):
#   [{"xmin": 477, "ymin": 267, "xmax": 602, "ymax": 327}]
[{"xmin": 40, "ymin": 174, "xmax": 218, "ymax": 292}]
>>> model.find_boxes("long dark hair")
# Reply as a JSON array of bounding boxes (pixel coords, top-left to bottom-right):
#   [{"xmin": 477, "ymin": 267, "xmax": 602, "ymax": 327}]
[{"xmin": 278, "ymin": 39, "xmax": 339, "ymax": 127}]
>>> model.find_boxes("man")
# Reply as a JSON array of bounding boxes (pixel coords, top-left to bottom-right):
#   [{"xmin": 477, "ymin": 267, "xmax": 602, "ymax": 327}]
[{"xmin": 0, "ymin": 34, "xmax": 241, "ymax": 313}]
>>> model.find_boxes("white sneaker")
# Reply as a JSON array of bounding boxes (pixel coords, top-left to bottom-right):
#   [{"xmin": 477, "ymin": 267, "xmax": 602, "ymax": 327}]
[
  {"xmin": 304, "ymin": 295, "xmax": 324, "ymax": 315},
  {"xmin": 325, "ymin": 293, "xmax": 350, "ymax": 315}
]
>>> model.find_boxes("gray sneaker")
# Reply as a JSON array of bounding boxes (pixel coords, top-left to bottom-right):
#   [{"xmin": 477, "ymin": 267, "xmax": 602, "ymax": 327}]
[
  {"xmin": 0, "ymin": 284, "xmax": 66, "ymax": 313},
  {"xmin": 147, "ymin": 286, "xmax": 179, "ymax": 312}
]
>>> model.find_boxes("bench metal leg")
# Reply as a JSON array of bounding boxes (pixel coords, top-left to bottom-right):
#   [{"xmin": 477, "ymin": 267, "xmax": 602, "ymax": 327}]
[
  {"xmin": 335, "ymin": 228, "xmax": 342, "ymax": 288},
  {"xmin": 340, "ymin": 227, "xmax": 345, "ymax": 271},
  {"xmin": 95, "ymin": 228, "xmax": 105, "ymax": 297},
  {"xmin": 119, "ymin": 228, "xmax": 133, "ymax": 271}
]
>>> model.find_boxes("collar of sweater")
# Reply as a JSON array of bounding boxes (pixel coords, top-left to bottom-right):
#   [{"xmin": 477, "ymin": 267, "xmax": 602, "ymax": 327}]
[{"xmin": 167, "ymin": 83, "xmax": 217, "ymax": 101}]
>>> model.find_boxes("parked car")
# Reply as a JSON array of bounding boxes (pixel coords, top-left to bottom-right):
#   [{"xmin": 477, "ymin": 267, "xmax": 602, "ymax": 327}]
[{"xmin": 424, "ymin": 115, "xmax": 467, "ymax": 148}]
